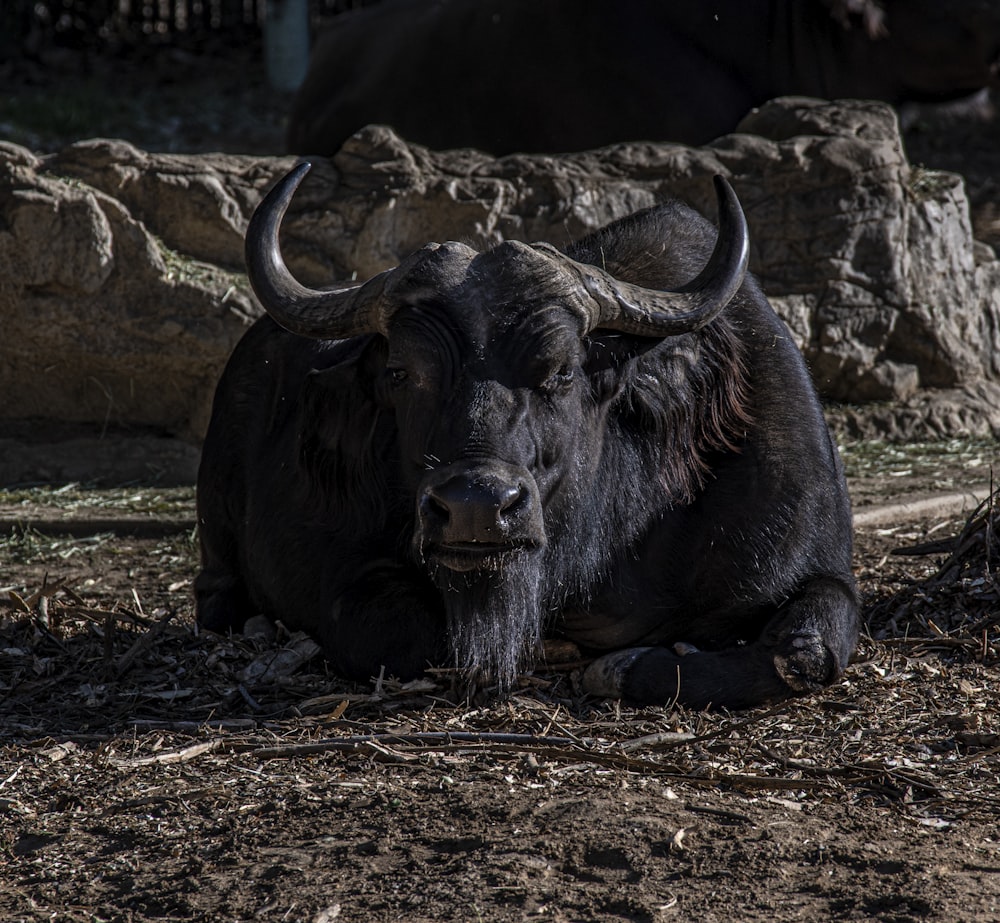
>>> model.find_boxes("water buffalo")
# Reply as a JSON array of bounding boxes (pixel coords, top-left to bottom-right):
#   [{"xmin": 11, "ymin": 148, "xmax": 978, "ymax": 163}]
[
  {"xmin": 195, "ymin": 163, "xmax": 858, "ymax": 709},
  {"xmin": 287, "ymin": 0, "xmax": 1000, "ymax": 156}
]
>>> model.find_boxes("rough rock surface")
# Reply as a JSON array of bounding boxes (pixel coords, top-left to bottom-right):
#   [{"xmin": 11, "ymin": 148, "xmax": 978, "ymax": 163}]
[
  {"xmin": 0, "ymin": 140, "xmax": 274, "ymax": 440},
  {"xmin": 2, "ymin": 98, "xmax": 998, "ymax": 450}
]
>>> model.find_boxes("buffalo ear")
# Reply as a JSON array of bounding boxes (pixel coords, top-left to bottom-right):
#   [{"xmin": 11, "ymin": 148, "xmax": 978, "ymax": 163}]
[
  {"xmin": 299, "ymin": 336, "xmax": 391, "ymax": 531},
  {"xmin": 305, "ymin": 335, "xmax": 389, "ymax": 405},
  {"xmin": 583, "ymin": 330, "xmax": 661, "ymax": 376}
]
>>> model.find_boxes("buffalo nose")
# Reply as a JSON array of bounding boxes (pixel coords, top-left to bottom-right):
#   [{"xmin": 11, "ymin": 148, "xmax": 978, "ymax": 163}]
[{"xmin": 421, "ymin": 474, "xmax": 528, "ymax": 543}]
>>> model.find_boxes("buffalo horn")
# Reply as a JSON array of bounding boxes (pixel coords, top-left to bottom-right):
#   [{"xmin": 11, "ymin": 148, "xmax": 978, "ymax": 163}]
[
  {"xmin": 568, "ymin": 175, "xmax": 750, "ymax": 337},
  {"xmin": 245, "ymin": 162, "xmax": 396, "ymax": 339}
]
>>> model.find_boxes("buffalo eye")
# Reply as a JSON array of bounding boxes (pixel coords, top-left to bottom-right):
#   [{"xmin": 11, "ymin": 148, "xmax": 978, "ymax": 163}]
[
  {"xmin": 542, "ymin": 363, "xmax": 575, "ymax": 393},
  {"xmin": 387, "ymin": 367, "xmax": 409, "ymax": 387}
]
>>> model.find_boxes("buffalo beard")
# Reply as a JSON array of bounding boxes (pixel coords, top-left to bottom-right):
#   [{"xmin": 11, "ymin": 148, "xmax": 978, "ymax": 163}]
[{"xmin": 430, "ymin": 552, "xmax": 544, "ymax": 694}]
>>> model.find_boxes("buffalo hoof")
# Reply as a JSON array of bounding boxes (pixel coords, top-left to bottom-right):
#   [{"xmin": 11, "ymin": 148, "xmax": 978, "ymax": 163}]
[
  {"xmin": 243, "ymin": 614, "xmax": 277, "ymax": 643},
  {"xmin": 772, "ymin": 631, "xmax": 836, "ymax": 693},
  {"xmin": 581, "ymin": 647, "xmax": 655, "ymax": 699}
]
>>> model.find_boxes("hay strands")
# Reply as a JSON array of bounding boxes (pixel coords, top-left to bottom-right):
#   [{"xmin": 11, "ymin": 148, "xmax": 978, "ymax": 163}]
[
  {"xmin": 116, "ymin": 728, "xmax": 835, "ymax": 792},
  {"xmin": 868, "ymin": 482, "xmax": 999, "ymax": 642},
  {"xmin": 925, "ymin": 480, "xmax": 998, "ymax": 587}
]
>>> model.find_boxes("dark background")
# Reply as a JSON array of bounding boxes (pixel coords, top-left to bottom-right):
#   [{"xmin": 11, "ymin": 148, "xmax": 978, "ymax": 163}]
[
  {"xmin": 2, "ymin": 0, "xmax": 997, "ymax": 253},
  {"xmin": 0, "ymin": 0, "xmax": 374, "ymax": 57},
  {"xmin": 0, "ymin": 0, "xmax": 380, "ymax": 155}
]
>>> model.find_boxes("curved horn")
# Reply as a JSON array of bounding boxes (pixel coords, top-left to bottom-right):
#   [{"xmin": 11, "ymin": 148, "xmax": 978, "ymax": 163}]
[
  {"xmin": 571, "ymin": 175, "xmax": 750, "ymax": 337},
  {"xmin": 245, "ymin": 162, "xmax": 393, "ymax": 339}
]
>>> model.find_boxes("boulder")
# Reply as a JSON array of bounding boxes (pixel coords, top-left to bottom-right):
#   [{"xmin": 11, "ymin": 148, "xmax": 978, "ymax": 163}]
[{"xmin": 2, "ymin": 98, "xmax": 998, "ymax": 462}]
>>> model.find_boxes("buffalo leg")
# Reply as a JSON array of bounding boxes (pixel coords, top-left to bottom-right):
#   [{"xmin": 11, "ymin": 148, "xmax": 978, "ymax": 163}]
[
  {"xmin": 318, "ymin": 563, "xmax": 447, "ymax": 684},
  {"xmin": 195, "ymin": 572, "xmax": 252, "ymax": 634},
  {"xmin": 582, "ymin": 576, "xmax": 858, "ymax": 709}
]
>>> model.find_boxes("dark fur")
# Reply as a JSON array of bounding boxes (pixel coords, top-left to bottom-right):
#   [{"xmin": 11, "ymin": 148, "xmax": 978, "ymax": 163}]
[
  {"xmin": 196, "ymin": 200, "xmax": 858, "ymax": 708},
  {"xmin": 288, "ymin": 0, "xmax": 1000, "ymax": 156}
]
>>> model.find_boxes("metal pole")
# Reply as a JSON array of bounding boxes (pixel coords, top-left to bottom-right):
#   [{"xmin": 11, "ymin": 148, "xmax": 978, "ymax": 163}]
[{"xmin": 263, "ymin": 0, "xmax": 309, "ymax": 92}]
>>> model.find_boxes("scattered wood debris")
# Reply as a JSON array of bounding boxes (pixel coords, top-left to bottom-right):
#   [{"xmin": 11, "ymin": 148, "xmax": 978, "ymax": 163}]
[
  {"xmin": 869, "ymin": 485, "xmax": 999, "ymax": 646},
  {"xmin": 1, "ymin": 482, "xmax": 998, "ymax": 864}
]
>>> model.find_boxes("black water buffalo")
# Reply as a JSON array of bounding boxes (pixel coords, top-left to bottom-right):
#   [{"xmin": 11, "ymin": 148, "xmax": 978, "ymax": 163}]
[
  {"xmin": 287, "ymin": 0, "xmax": 1000, "ymax": 157},
  {"xmin": 195, "ymin": 163, "xmax": 858, "ymax": 709}
]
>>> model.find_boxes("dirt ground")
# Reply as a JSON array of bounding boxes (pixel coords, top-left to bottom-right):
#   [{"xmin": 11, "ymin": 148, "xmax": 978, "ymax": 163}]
[
  {"xmin": 1, "ymin": 459, "xmax": 999, "ymax": 923},
  {"xmin": 2, "ymin": 39, "xmax": 1000, "ymax": 923}
]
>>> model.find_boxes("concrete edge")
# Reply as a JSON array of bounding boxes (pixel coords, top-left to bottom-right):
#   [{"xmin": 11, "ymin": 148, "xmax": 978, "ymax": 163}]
[
  {"xmin": 0, "ymin": 517, "xmax": 195, "ymax": 538},
  {"xmin": 853, "ymin": 484, "xmax": 994, "ymax": 529},
  {"xmin": 0, "ymin": 486, "xmax": 993, "ymax": 537}
]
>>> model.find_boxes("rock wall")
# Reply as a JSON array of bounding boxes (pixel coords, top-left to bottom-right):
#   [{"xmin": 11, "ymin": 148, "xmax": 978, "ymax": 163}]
[
  {"xmin": 2, "ymin": 97, "xmax": 998, "ymax": 445},
  {"xmin": 0, "ymin": 140, "xmax": 272, "ymax": 440}
]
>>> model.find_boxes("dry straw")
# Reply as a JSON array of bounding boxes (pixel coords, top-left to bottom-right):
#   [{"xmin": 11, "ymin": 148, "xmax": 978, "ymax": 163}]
[{"xmin": 2, "ymin": 488, "xmax": 998, "ymax": 827}]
